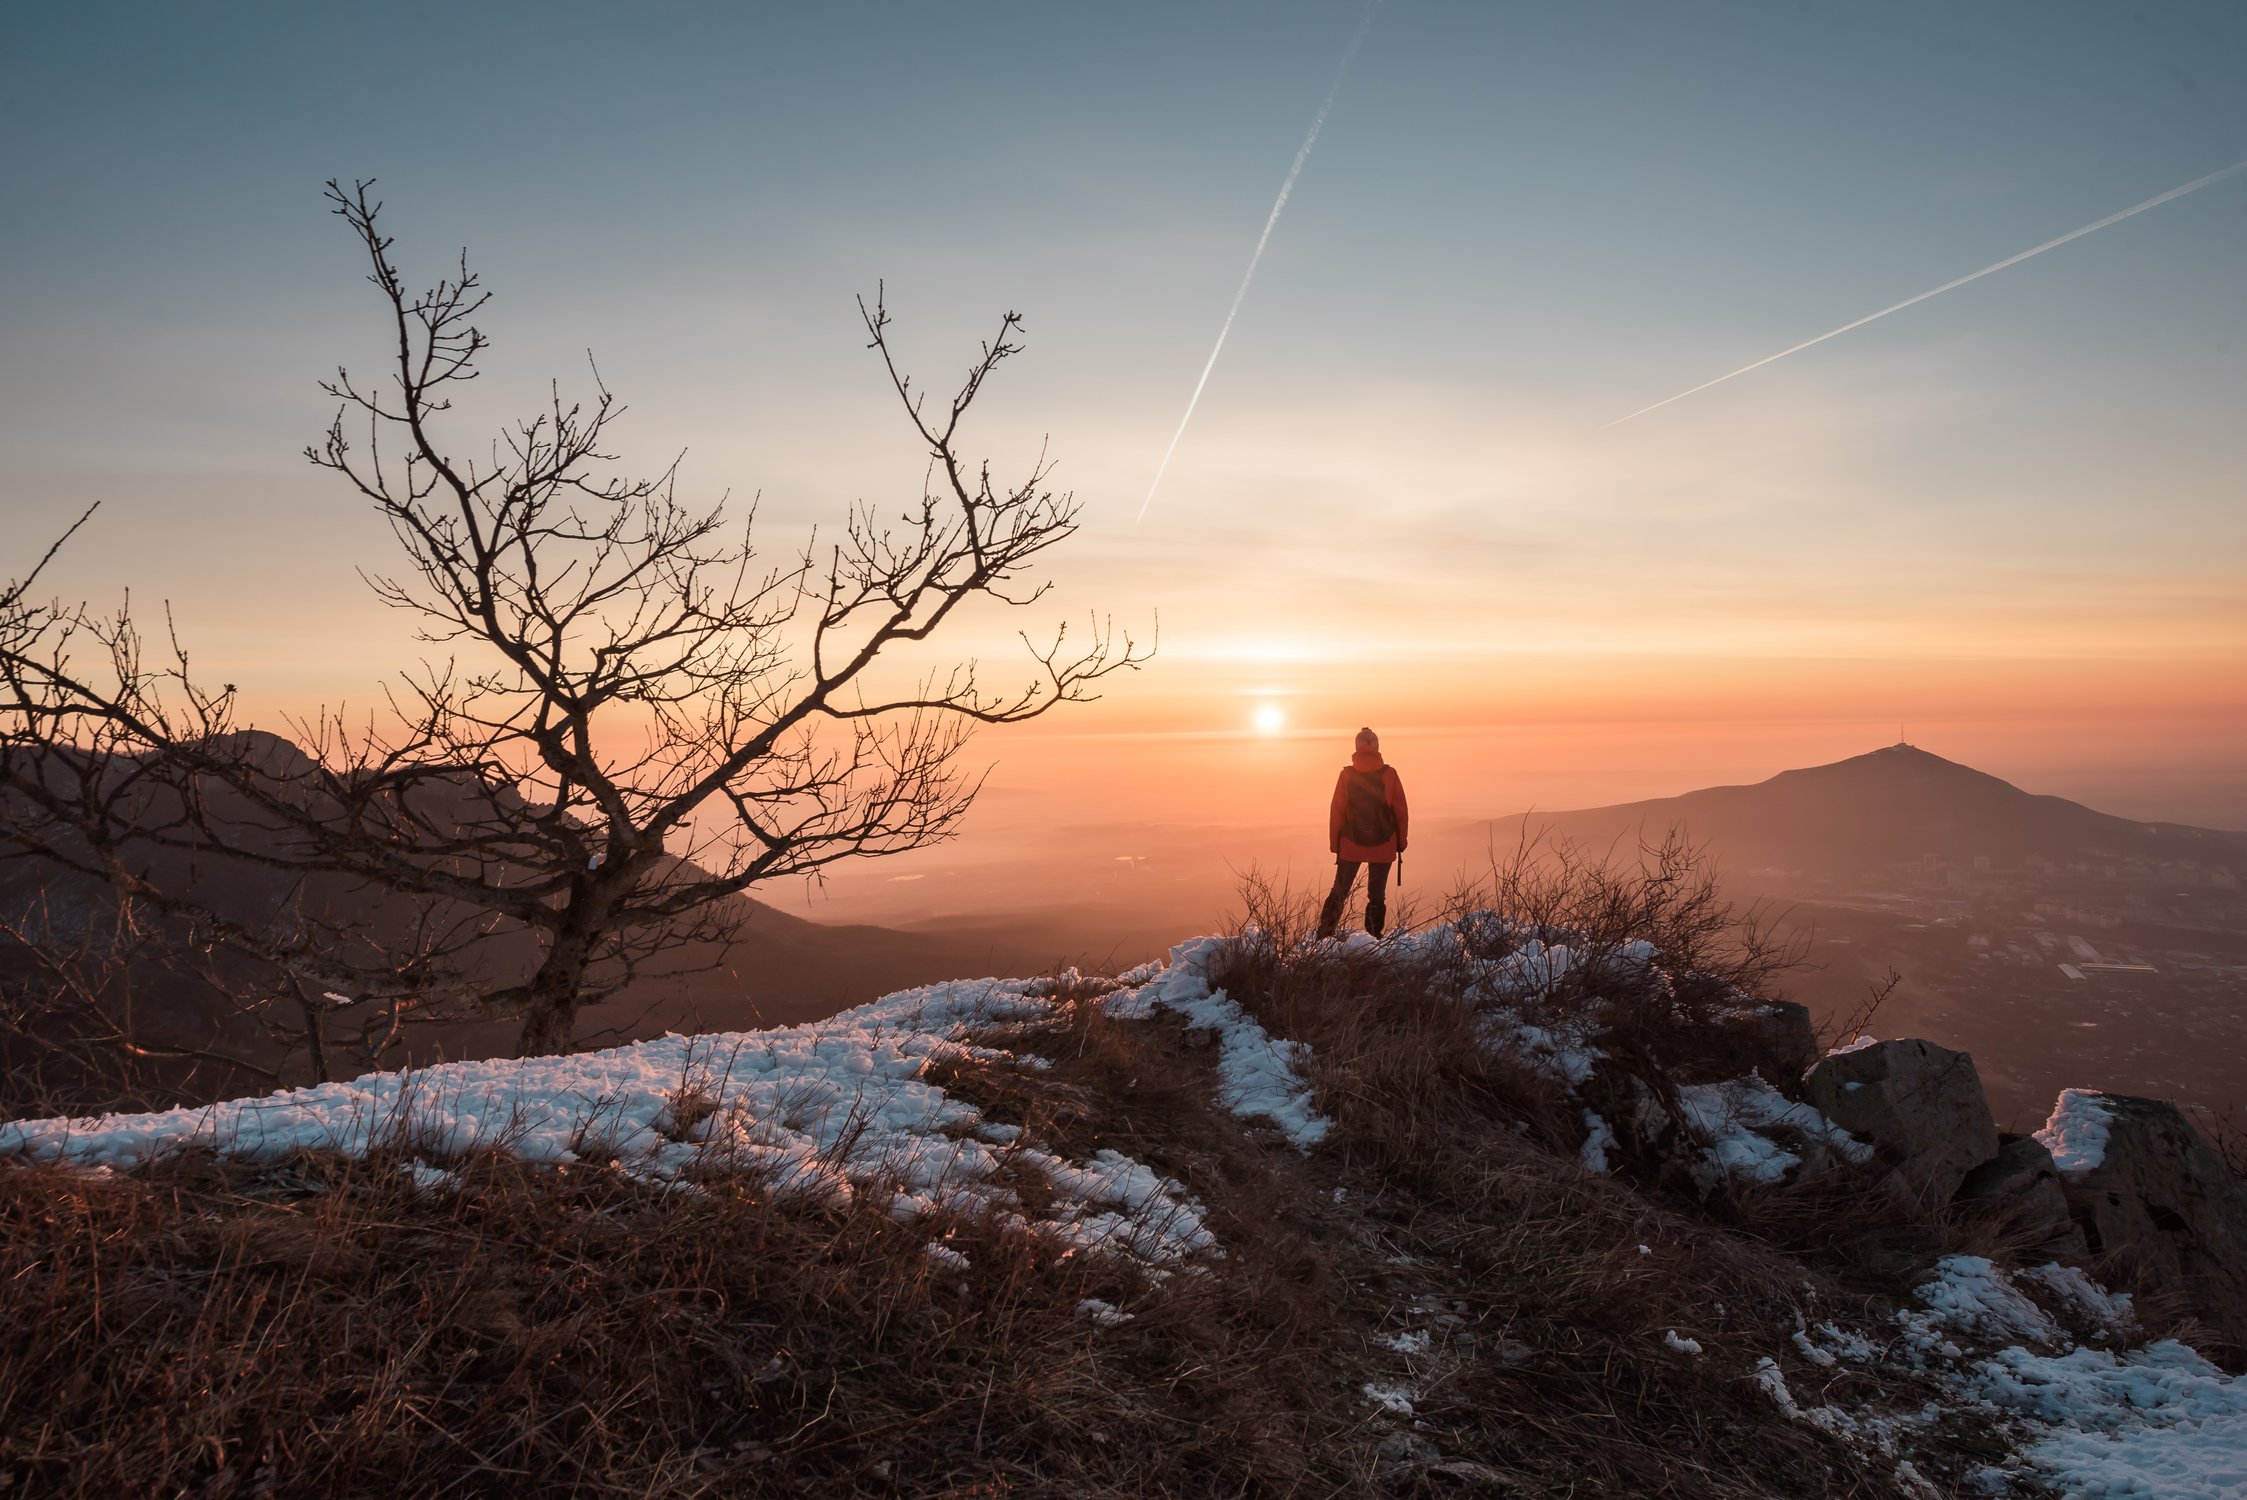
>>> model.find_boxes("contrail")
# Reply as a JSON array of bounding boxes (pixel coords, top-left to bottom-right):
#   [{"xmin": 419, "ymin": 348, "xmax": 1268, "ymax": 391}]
[
  {"xmin": 1609, "ymin": 157, "xmax": 2247, "ymax": 427},
  {"xmin": 1137, "ymin": 0, "xmax": 1382, "ymax": 522}
]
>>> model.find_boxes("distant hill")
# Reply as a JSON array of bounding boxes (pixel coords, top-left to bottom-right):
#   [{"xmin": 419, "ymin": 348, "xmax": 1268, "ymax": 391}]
[
  {"xmin": 0, "ymin": 731, "xmax": 1103, "ymax": 1095},
  {"xmin": 1469, "ymin": 744, "xmax": 2247, "ymax": 876}
]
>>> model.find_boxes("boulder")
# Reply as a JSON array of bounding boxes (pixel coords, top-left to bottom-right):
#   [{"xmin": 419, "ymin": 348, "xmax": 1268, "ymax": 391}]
[
  {"xmin": 1802, "ymin": 1038, "xmax": 1999, "ymax": 1204},
  {"xmin": 1955, "ymin": 1134, "xmax": 2088, "ymax": 1260},
  {"xmin": 1731, "ymin": 1000, "xmax": 1818, "ymax": 1082},
  {"xmin": 2037, "ymin": 1090, "xmax": 2247, "ymax": 1370}
]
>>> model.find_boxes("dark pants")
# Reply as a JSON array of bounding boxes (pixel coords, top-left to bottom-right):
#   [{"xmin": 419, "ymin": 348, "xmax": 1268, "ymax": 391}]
[{"xmin": 1319, "ymin": 858, "xmax": 1391, "ymax": 939}]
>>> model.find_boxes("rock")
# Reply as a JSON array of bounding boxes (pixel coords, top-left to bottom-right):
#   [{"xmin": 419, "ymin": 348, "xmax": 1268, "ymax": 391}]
[
  {"xmin": 1955, "ymin": 1134, "xmax": 2089, "ymax": 1260},
  {"xmin": 1375, "ymin": 1430, "xmax": 1441, "ymax": 1466},
  {"xmin": 1731, "ymin": 1000, "xmax": 1818, "ymax": 1081},
  {"xmin": 1801, "ymin": 1038, "xmax": 1999, "ymax": 1204},
  {"xmin": 2037, "ymin": 1091, "xmax": 2247, "ymax": 1370}
]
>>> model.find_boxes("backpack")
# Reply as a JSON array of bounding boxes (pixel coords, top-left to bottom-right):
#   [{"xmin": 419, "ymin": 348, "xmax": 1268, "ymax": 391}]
[{"xmin": 1340, "ymin": 767, "xmax": 1396, "ymax": 847}]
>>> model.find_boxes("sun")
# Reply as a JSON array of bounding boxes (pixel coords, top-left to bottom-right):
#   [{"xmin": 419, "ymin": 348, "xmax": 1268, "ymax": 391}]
[{"xmin": 1252, "ymin": 703, "xmax": 1285, "ymax": 736}]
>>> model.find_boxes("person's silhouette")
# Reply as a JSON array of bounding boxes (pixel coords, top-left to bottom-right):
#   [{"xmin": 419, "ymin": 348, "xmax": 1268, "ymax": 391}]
[{"xmin": 1319, "ymin": 727, "xmax": 1409, "ymax": 938}]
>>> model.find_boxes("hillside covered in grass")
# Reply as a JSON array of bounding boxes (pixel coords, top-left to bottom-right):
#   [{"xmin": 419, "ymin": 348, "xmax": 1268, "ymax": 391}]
[{"xmin": 5, "ymin": 878, "xmax": 2245, "ymax": 1498}]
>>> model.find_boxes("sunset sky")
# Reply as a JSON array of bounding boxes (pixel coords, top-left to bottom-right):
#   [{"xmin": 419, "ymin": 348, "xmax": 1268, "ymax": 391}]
[{"xmin": 5, "ymin": 2, "xmax": 2244, "ymax": 927}]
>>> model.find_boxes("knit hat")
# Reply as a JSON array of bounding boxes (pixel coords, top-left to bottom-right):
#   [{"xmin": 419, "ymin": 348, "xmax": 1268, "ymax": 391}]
[{"xmin": 1354, "ymin": 726, "xmax": 1379, "ymax": 753}]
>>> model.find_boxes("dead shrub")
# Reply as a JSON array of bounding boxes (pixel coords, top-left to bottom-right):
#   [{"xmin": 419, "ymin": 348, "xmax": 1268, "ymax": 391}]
[{"xmin": 1198, "ymin": 871, "xmax": 1984, "ymax": 1497}]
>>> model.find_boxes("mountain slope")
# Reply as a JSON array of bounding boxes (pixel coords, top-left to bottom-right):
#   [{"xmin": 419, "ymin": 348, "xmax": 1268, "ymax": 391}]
[
  {"xmin": 0, "ymin": 730, "xmax": 1104, "ymax": 1095},
  {"xmin": 1470, "ymin": 744, "xmax": 2247, "ymax": 875},
  {"xmin": 6, "ymin": 924, "xmax": 2243, "ymax": 1497}
]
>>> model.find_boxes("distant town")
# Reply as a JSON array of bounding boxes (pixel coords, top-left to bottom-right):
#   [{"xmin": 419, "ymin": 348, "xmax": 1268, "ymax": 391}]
[{"xmin": 1749, "ymin": 845, "xmax": 2247, "ymax": 1127}]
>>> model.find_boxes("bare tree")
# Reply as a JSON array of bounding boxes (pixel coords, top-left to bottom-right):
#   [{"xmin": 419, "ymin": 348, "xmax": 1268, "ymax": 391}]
[{"xmin": 0, "ymin": 180, "xmax": 1146, "ymax": 1060}]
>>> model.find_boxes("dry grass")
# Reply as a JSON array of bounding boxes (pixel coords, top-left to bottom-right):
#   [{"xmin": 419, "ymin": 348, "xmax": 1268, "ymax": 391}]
[
  {"xmin": 0, "ymin": 1137, "xmax": 1326, "ymax": 1498},
  {"xmin": 0, "ymin": 983, "xmax": 1374, "ymax": 1500},
  {"xmin": 3, "ymin": 870, "xmax": 2031, "ymax": 1498},
  {"xmin": 1202, "ymin": 874, "xmax": 2000, "ymax": 1496}
]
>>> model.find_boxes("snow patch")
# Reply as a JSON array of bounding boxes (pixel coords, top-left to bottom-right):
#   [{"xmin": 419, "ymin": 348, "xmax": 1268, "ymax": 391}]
[
  {"xmin": 1907, "ymin": 1256, "xmax": 2060, "ymax": 1347},
  {"xmin": 403, "ymin": 1159, "xmax": 459, "ymax": 1195},
  {"xmin": 1076, "ymin": 1298, "xmax": 1134, "ymax": 1328},
  {"xmin": 2036, "ymin": 1089, "xmax": 2116, "ymax": 1178},
  {"xmin": 1487, "ymin": 1015, "xmax": 1603, "ymax": 1086},
  {"xmin": 1361, "ymin": 1383, "xmax": 1416, "ymax": 1416},
  {"xmin": 0, "ymin": 976, "xmax": 1215, "ymax": 1267},
  {"xmin": 1901, "ymin": 1255, "xmax": 2247, "ymax": 1498},
  {"xmin": 1579, "ymin": 1110, "xmax": 1618, "ymax": 1174},
  {"xmin": 1103, "ymin": 936, "xmax": 1331, "ymax": 1149},
  {"xmin": 2022, "ymin": 1262, "xmax": 2137, "ymax": 1337}
]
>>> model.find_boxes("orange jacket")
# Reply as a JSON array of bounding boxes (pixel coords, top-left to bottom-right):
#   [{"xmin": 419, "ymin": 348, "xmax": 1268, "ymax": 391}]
[{"xmin": 1329, "ymin": 752, "xmax": 1408, "ymax": 863}]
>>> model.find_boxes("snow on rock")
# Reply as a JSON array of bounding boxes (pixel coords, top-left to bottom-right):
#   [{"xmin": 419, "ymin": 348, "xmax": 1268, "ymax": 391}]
[
  {"xmin": 0, "ymin": 975, "xmax": 1215, "ymax": 1267},
  {"xmin": 1803, "ymin": 1038, "xmax": 1999, "ymax": 1205},
  {"xmin": 1675, "ymin": 1073, "xmax": 1871, "ymax": 1190},
  {"xmin": 1103, "ymin": 935, "xmax": 1332, "ymax": 1149},
  {"xmin": 2036, "ymin": 1089, "xmax": 2117, "ymax": 1178}
]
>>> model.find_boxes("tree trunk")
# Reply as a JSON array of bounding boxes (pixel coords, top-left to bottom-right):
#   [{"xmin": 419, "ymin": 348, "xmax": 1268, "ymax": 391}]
[
  {"xmin": 295, "ymin": 986, "xmax": 331, "ymax": 1085},
  {"xmin": 515, "ymin": 897, "xmax": 606, "ymax": 1056},
  {"xmin": 517, "ymin": 993, "xmax": 575, "ymax": 1057}
]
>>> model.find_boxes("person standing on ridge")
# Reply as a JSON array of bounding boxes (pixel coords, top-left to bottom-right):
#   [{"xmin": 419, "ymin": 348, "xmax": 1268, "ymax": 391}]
[{"xmin": 1320, "ymin": 727, "xmax": 1409, "ymax": 939}]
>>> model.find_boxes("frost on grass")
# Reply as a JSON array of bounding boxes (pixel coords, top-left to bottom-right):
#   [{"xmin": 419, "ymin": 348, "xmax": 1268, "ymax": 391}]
[
  {"xmin": 0, "ymin": 976, "xmax": 1215, "ymax": 1267},
  {"xmin": 1103, "ymin": 935, "xmax": 1332, "ymax": 1149}
]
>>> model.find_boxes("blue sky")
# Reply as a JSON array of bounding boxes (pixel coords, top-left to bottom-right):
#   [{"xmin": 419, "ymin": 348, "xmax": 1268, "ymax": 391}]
[{"xmin": 4, "ymin": 2, "xmax": 2244, "ymax": 840}]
